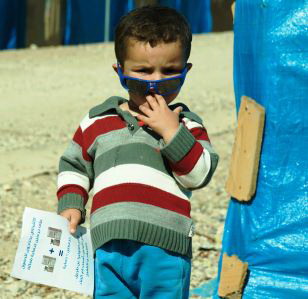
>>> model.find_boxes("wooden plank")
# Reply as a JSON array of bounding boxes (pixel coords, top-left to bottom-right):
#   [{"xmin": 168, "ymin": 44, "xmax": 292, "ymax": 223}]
[
  {"xmin": 232, "ymin": 2, "xmax": 235, "ymax": 20},
  {"xmin": 225, "ymin": 96, "xmax": 265, "ymax": 201},
  {"xmin": 135, "ymin": 0, "xmax": 158, "ymax": 7},
  {"xmin": 26, "ymin": 0, "xmax": 45, "ymax": 47},
  {"xmin": 44, "ymin": 0, "xmax": 66, "ymax": 46},
  {"xmin": 218, "ymin": 254, "xmax": 248, "ymax": 298},
  {"xmin": 26, "ymin": 0, "xmax": 65, "ymax": 47},
  {"xmin": 211, "ymin": 0, "xmax": 234, "ymax": 32}
]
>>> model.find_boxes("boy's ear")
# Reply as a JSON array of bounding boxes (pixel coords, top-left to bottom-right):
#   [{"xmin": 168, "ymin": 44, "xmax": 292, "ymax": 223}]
[
  {"xmin": 112, "ymin": 63, "xmax": 118, "ymax": 73},
  {"xmin": 187, "ymin": 63, "xmax": 193, "ymax": 72}
]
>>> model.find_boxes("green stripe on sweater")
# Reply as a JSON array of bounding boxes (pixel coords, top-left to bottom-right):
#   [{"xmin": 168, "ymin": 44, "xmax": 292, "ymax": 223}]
[
  {"xmin": 57, "ymin": 194, "xmax": 86, "ymax": 223},
  {"xmin": 88, "ymin": 126, "xmax": 160, "ymax": 157},
  {"xmin": 160, "ymin": 124, "xmax": 196, "ymax": 163},
  {"xmin": 91, "ymin": 219, "xmax": 192, "ymax": 258},
  {"xmin": 94, "ymin": 142, "xmax": 170, "ymax": 178},
  {"xmin": 91, "ymin": 202, "xmax": 192, "ymax": 235},
  {"xmin": 59, "ymin": 141, "xmax": 93, "ymax": 179}
]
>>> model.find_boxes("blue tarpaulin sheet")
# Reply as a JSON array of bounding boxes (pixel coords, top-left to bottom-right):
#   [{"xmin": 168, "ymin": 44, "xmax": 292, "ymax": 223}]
[
  {"xmin": 160, "ymin": 0, "xmax": 212, "ymax": 33},
  {"xmin": 64, "ymin": 0, "xmax": 135, "ymax": 45},
  {"xmin": 190, "ymin": 278, "xmax": 217, "ymax": 298},
  {"xmin": 64, "ymin": 0, "xmax": 212, "ymax": 45},
  {"xmin": 213, "ymin": 1, "xmax": 308, "ymax": 298},
  {"xmin": 0, "ymin": 0, "xmax": 212, "ymax": 49},
  {"xmin": 0, "ymin": 0, "xmax": 26, "ymax": 49}
]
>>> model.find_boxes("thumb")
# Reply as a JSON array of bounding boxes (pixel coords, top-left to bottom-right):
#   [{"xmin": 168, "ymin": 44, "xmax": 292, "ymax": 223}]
[
  {"xmin": 69, "ymin": 217, "xmax": 79, "ymax": 234},
  {"xmin": 173, "ymin": 106, "xmax": 183, "ymax": 115}
]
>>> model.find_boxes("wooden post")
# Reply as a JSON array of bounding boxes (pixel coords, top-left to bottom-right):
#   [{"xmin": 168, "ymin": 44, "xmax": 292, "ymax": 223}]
[
  {"xmin": 211, "ymin": 0, "xmax": 233, "ymax": 32},
  {"xmin": 44, "ymin": 0, "xmax": 66, "ymax": 46},
  {"xmin": 135, "ymin": 0, "xmax": 158, "ymax": 7},
  {"xmin": 26, "ymin": 0, "xmax": 65, "ymax": 47},
  {"xmin": 26, "ymin": 0, "xmax": 45, "ymax": 46}
]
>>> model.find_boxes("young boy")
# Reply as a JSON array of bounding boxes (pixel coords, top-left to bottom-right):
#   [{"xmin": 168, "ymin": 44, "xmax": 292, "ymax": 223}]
[{"xmin": 57, "ymin": 6, "xmax": 218, "ymax": 299}]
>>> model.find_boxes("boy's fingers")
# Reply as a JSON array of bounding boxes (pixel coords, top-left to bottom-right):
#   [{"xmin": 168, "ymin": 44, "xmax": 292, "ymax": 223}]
[
  {"xmin": 70, "ymin": 216, "xmax": 80, "ymax": 234},
  {"xmin": 173, "ymin": 106, "xmax": 183, "ymax": 115},
  {"xmin": 60, "ymin": 211, "xmax": 70, "ymax": 220},
  {"xmin": 154, "ymin": 94, "xmax": 166, "ymax": 106},
  {"xmin": 136, "ymin": 114, "xmax": 146, "ymax": 121},
  {"xmin": 136, "ymin": 114, "xmax": 150, "ymax": 126},
  {"xmin": 59, "ymin": 209, "xmax": 81, "ymax": 234},
  {"xmin": 139, "ymin": 104, "xmax": 152, "ymax": 116},
  {"xmin": 146, "ymin": 95, "xmax": 159, "ymax": 110}
]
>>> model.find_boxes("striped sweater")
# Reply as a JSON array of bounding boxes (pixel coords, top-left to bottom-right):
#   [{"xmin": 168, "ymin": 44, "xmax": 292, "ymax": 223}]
[{"xmin": 57, "ymin": 96, "xmax": 219, "ymax": 258}]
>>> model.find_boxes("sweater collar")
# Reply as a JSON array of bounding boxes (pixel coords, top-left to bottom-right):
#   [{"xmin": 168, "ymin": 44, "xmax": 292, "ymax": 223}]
[{"xmin": 89, "ymin": 96, "xmax": 128, "ymax": 118}]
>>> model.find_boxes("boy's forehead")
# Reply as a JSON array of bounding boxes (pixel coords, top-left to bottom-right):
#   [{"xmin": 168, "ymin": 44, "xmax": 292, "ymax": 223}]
[
  {"xmin": 124, "ymin": 38, "xmax": 185, "ymax": 66},
  {"xmin": 126, "ymin": 38, "xmax": 183, "ymax": 52}
]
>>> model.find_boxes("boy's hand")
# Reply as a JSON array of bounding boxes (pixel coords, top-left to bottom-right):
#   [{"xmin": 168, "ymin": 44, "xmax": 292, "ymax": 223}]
[
  {"xmin": 60, "ymin": 208, "xmax": 82, "ymax": 234},
  {"xmin": 137, "ymin": 94, "xmax": 182, "ymax": 143}
]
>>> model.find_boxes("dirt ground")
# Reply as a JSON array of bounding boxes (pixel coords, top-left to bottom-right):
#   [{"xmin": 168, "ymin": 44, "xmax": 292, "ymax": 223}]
[{"xmin": 0, "ymin": 32, "xmax": 235, "ymax": 298}]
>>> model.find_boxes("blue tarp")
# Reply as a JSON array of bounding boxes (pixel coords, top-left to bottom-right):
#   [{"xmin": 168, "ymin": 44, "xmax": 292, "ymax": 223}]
[
  {"xmin": 213, "ymin": 1, "xmax": 308, "ymax": 298},
  {"xmin": 0, "ymin": 0, "xmax": 26, "ymax": 49},
  {"xmin": 64, "ymin": 0, "xmax": 135, "ymax": 45},
  {"xmin": 190, "ymin": 278, "xmax": 217, "ymax": 298},
  {"xmin": 160, "ymin": 0, "xmax": 212, "ymax": 33},
  {"xmin": 0, "ymin": 0, "xmax": 212, "ymax": 49},
  {"xmin": 64, "ymin": 0, "xmax": 212, "ymax": 45}
]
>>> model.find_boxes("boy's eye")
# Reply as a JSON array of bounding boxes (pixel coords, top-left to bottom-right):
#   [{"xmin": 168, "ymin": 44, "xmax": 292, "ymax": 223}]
[
  {"xmin": 164, "ymin": 69, "xmax": 181, "ymax": 75},
  {"xmin": 135, "ymin": 69, "xmax": 150, "ymax": 73}
]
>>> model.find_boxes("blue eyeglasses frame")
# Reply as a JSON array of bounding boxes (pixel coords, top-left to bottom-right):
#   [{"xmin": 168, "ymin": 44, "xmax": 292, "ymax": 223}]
[{"xmin": 117, "ymin": 63, "xmax": 188, "ymax": 96}]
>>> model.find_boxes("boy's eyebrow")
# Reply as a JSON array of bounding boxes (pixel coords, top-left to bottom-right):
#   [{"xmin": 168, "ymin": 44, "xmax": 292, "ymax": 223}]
[
  {"xmin": 131, "ymin": 65, "xmax": 153, "ymax": 69},
  {"xmin": 131, "ymin": 64, "xmax": 184, "ymax": 70},
  {"xmin": 162, "ymin": 64, "xmax": 184, "ymax": 70}
]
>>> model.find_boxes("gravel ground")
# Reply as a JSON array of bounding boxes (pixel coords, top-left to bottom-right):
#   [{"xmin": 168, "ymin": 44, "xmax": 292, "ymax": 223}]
[{"xmin": 0, "ymin": 32, "xmax": 235, "ymax": 298}]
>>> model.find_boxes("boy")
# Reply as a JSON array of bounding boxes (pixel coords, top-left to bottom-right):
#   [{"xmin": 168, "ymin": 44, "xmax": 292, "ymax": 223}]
[{"xmin": 57, "ymin": 6, "xmax": 218, "ymax": 299}]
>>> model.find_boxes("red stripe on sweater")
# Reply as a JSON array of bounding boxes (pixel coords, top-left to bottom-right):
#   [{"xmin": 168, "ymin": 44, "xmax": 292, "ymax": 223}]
[
  {"xmin": 72, "ymin": 127, "xmax": 92, "ymax": 162},
  {"xmin": 170, "ymin": 142, "xmax": 204, "ymax": 175},
  {"xmin": 72, "ymin": 127, "xmax": 83, "ymax": 147},
  {"xmin": 57, "ymin": 184, "xmax": 89, "ymax": 205},
  {"xmin": 190, "ymin": 127, "xmax": 210, "ymax": 142},
  {"xmin": 83, "ymin": 116, "xmax": 126, "ymax": 151},
  {"xmin": 91, "ymin": 183, "xmax": 191, "ymax": 217}
]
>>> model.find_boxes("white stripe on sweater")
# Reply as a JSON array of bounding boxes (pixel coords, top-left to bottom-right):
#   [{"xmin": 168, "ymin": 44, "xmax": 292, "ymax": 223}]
[
  {"xmin": 57, "ymin": 171, "xmax": 90, "ymax": 191},
  {"xmin": 93, "ymin": 164, "xmax": 190, "ymax": 200},
  {"xmin": 80, "ymin": 113, "xmax": 116, "ymax": 132},
  {"xmin": 173, "ymin": 147, "xmax": 211, "ymax": 189},
  {"xmin": 182, "ymin": 117, "xmax": 203, "ymax": 130},
  {"xmin": 199, "ymin": 140, "xmax": 216, "ymax": 154}
]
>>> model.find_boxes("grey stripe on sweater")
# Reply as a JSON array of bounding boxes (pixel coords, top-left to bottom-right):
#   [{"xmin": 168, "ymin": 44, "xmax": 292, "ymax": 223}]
[{"xmin": 91, "ymin": 202, "xmax": 193, "ymax": 236}]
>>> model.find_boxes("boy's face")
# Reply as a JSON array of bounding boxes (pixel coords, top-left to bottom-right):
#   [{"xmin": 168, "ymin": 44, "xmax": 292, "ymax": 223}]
[{"xmin": 114, "ymin": 39, "xmax": 192, "ymax": 111}]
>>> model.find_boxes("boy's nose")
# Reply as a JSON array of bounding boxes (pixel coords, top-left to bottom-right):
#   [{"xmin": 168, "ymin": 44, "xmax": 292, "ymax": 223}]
[{"xmin": 149, "ymin": 72, "xmax": 163, "ymax": 81}]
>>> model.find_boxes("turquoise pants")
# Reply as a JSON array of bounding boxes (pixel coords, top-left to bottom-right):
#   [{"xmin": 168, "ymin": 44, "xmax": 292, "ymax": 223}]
[{"xmin": 94, "ymin": 240, "xmax": 191, "ymax": 299}]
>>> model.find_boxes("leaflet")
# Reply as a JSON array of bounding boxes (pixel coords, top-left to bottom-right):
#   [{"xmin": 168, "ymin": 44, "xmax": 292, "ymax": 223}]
[{"xmin": 11, "ymin": 207, "xmax": 94, "ymax": 295}]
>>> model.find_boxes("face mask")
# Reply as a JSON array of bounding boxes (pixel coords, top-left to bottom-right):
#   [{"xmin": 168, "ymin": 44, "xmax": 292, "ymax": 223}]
[{"xmin": 117, "ymin": 63, "xmax": 188, "ymax": 96}]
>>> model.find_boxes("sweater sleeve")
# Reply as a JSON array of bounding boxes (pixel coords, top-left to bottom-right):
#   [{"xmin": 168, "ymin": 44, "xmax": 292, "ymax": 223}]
[
  {"xmin": 57, "ymin": 119, "xmax": 94, "ymax": 222},
  {"xmin": 160, "ymin": 116, "xmax": 219, "ymax": 190}
]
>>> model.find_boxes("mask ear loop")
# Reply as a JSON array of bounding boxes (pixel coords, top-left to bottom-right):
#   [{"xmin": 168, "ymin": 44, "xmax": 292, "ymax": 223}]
[{"xmin": 117, "ymin": 63, "xmax": 129, "ymax": 90}]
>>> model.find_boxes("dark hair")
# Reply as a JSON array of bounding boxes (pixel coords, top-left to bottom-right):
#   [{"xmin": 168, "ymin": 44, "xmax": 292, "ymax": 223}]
[{"xmin": 115, "ymin": 6, "xmax": 192, "ymax": 66}]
